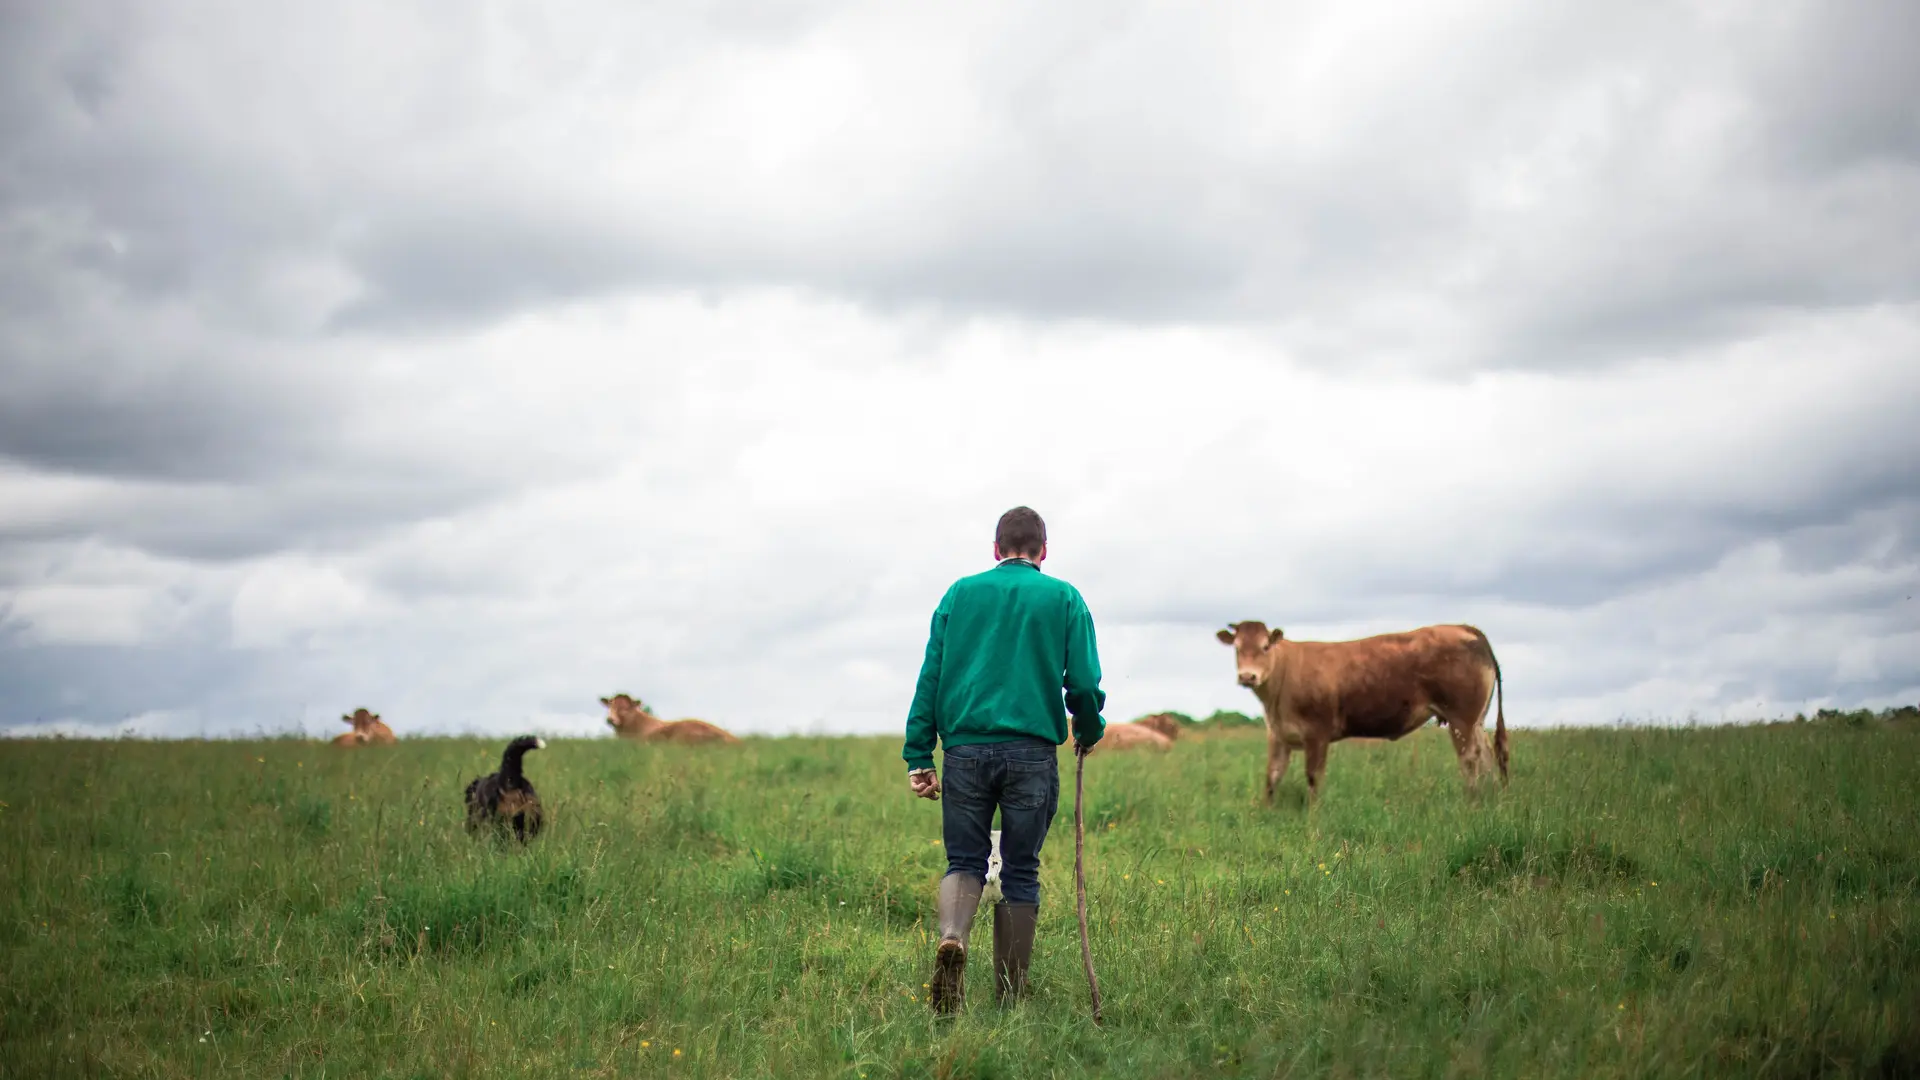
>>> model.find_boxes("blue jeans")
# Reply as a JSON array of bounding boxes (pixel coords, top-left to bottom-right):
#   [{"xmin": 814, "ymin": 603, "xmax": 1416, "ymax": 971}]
[{"xmin": 941, "ymin": 740, "xmax": 1060, "ymax": 906}]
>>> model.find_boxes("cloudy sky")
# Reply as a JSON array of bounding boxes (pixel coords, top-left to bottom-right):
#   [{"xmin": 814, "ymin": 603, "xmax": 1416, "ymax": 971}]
[{"xmin": 2, "ymin": 0, "xmax": 1916, "ymax": 739}]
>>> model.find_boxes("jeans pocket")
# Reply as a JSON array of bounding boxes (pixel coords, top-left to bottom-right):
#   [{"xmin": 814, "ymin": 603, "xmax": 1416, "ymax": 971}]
[
  {"xmin": 941, "ymin": 754, "xmax": 987, "ymax": 806},
  {"xmin": 1002, "ymin": 758, "xmax": 1055, "ymax": 811}
]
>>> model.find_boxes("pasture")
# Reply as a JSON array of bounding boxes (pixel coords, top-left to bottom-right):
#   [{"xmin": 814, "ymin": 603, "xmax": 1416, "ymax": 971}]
[{"xmin": 2, "ymin": 721, "xmax": 1916, "ymax": 1078}]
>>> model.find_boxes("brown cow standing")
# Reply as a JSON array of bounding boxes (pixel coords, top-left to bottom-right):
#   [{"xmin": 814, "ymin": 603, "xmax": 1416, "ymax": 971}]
[
  {"xmin": 602, "ymin": 694, "xmax": 740, "ymax": 744},
  {"xmin": 1216, "ymin": 621, "xmax": 1507, "ymax": 801}
]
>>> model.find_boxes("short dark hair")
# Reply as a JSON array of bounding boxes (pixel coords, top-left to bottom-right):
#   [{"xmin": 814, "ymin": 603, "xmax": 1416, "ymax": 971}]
[{"xmin": 995, "ymin": 506, "xmax": 1046, "ymax": 557}]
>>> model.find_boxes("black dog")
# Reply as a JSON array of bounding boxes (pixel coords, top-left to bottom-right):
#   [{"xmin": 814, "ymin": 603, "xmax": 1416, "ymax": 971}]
[{"xmin": 464, "ymin": 736, "xmax": 546, "ymax": 842}]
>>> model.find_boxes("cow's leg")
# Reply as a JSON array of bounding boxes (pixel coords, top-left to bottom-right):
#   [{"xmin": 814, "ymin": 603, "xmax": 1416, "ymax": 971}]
[
  {"xmin": 1303, "ymin": 738, "xmax": 1330, "ymax": 801},
  {"xmin": 1438, "ymin": 662, "xmax": 1501, "ymax": 793},
  {"xmin": 1265, "ymin": 741, "xmax": 1292, "ymax": 804},
  {"xmin": 1445, "ymin": 718, "xmax": 1486, "ymax": 792}
]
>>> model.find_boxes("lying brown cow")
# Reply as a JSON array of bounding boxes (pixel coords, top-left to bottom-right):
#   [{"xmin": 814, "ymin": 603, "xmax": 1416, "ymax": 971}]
[
  {"xmin": 1216, "ymin": 621, "xmax": 1507, "ymax": 801},
  {"xmin": 1130, "ymin": 713, "xmax": 1183, "ymax": 740},
  {"xmin": 1089, "ymin": 722, "xmax": 1173, "ymax": 754},
  {"xmin": 602, "ymin": 694, "xmax": 740, "ymax": 744},
  {"xmin": 336, "ymin": 708, "xmax": 396, "ymax": 746}
]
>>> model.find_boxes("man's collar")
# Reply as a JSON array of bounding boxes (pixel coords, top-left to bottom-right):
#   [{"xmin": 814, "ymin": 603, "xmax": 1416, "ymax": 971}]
[{"xmin": 996, "ymin": 557, "xmax": 1041, "ymax": 571}]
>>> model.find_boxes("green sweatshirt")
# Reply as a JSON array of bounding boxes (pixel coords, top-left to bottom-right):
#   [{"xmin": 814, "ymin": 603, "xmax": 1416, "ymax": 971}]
[{"xmin": 902, "ymin": 559, "xmax": 1106, "ymax": 772}]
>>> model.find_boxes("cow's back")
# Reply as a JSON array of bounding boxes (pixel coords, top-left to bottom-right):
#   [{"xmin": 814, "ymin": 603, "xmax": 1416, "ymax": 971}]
[
  {"xmin": 656, "ymin": 719, "xmax": 739, "ymax": 744},
  {"xmin": 1280, "ymin": 625, "xmax": 1489, "ymax": 740},
  {"xmin": 1093, "ymin": 723, "xmax": 1172, "ymax": 753}
]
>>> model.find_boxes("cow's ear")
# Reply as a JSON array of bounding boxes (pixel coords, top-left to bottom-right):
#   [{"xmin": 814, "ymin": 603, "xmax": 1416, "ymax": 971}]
[
  {"xmin": 1267, "ymin": 627, "xmax": 1286, "ymax": 646},
  {"xmin": 1216, "ymin": 627, "xmax": 1236, "ymax": 645},
  {"xmin": 341, "ymin": 714, "xmax": 353, "ymax": 724},
  {"xmin": 599, "ymin": 696, "xmax": 611, "ymax": 706}
]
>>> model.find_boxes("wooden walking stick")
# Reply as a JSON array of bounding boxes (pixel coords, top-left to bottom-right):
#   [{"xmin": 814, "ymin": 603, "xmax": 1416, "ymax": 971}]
[{"xmin": 1074, "ymin": 742, "xmax": 1105, "ymax": 1024}]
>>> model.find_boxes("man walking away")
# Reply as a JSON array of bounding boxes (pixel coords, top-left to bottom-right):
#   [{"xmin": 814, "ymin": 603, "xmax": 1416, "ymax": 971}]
[{"xmin": 903, "ymin": 506, "xmax": 1107, "ymax": 1016}]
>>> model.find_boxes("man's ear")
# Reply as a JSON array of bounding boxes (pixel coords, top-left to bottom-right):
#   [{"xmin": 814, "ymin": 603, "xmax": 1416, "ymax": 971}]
[
  {"xmin": 1216, "ymin": 626, "xmax": 1237, "ymax": 645},
  {"xmin": 1267, "ymin": 627, "xmax": 1286, "ymax": 646}
]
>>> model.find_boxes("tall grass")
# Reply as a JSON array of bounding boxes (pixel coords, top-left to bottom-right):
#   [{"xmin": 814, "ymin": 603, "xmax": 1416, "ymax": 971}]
[{"xmin": 2, "ymin": 722, "xmax": 1916, "ymax": 1077}]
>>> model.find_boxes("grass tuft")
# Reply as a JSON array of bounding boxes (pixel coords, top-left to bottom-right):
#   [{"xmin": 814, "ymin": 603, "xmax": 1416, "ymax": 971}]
[{"xmin": 1447, "ymin": 827, "xmax": 1640, "ymax": 884}]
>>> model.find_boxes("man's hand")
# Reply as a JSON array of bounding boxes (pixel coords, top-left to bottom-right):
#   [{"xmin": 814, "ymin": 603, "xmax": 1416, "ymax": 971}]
[
  {"xmin": 908, "ymin": 768, "xmax": 941, "ymax": 800},
  {"xmin": 1073, "ymin": 740, "xmax": 1093, "ymax": 758}
]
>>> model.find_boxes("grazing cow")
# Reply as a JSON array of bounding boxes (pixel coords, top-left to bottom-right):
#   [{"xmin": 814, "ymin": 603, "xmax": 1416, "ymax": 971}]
[
  {"xmin": 1217, "ymin": 621, "xmax": 1507, "ymax": 801},
  {"xmin": 1131, "ymin": 713, "xmax": 1184, "ymax": 740},
  {"xmin": 341, "ymin": 708, "xmax": 397, "ymax": 745},
  {"xmin": 465, "ymin": 736, "xmax": 546, "ymax": 842},
  {"xmin": 1089, "ymin": 722, "xmax": 1173, "ymax": 753},
  {"xmin": 601, "ymin": 694, "xmax": 739, "ymax": 744}
]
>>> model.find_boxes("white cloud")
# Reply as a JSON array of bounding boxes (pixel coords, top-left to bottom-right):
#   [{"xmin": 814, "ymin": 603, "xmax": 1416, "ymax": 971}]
[{"xmin": 229, "ymin": 557, "xmax": 384, "ymax": 649}]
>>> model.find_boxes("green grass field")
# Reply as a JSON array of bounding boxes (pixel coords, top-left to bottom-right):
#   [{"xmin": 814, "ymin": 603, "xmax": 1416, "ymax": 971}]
[{"xmin": 3, "ymin": 721, "xmax": 1917, "ymax": 1078}]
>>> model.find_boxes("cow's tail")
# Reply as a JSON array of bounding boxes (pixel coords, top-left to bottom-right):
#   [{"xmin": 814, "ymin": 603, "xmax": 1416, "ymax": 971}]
[{"xmin": 1466, "ymin": 626, "xmax": 1509, "ymax": 785}]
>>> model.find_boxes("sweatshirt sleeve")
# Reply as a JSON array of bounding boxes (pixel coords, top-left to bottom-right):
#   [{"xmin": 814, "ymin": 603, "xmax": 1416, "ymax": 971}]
[
  {"xmin": 902, "ymin": 588, "xmax": 952, "ymax": 772},
  {"xmin": 1063, "ymin": 588, "xmax": 1106, "ymax": 747}
]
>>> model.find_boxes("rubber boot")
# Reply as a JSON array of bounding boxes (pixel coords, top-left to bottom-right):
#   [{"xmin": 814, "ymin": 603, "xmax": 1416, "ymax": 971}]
[
  {"xmin": 929, "ymin": 874, "xmax": 982, "ymax": 1017},
  {"xmin": 993, "ymin": 902, "xmax": 1039, "ymax": 1004}
]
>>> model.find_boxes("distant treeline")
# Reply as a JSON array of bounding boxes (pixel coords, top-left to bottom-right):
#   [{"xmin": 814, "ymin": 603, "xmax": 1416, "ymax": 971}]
[
  {"xmin": 1140, "ymin": 704, "xmax": 1920, "ymax": 731},
  {"xmin": 1792, "ymin": 704, "xmax": 1920, "ymax": 728}
]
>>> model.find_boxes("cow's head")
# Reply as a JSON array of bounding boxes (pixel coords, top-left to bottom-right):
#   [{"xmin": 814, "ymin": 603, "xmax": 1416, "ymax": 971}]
[
  {"xmin": 344, "ymin": 708, "xmax": 378, "ymax": 729},
  {"xmin": 1216, "ymin": 621, "xmax": 1285, "ymax": 689},
  {"xmin": 601, "ymin": 694, "xmax": 648, "ymax": 731}
]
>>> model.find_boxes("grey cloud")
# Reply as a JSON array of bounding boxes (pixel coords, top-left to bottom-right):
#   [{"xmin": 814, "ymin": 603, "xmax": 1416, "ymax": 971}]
[
  {"xmin": 0, "ymin": 363, "xmax": 328, "ymax": 485},
  {"xmin": 1155, "ymin": 493, "xmax": 1918, "ymax": 629},
  {"xmin": 4, "ymin": 1, "xmax": 1914, "ymax": 359},
  {"xmin": 0, "ymin": 223, "xmax": 347, "ymax": 486},
  {"xmin": 0, "ymin": 633, "xmax": 257, "ymax": 732},
  {"xmin": 0, "ymin": 335, "xmax": 525, "ymax": 560},
  {"xmin": 1754, "ymin": 0, "xmax": 1920, "ymax": 171},
  {"xmin": 1092, "ymin": 428, "xmax": 1920, "ymax": 630},
  {"xmin": 332, "ymin": 211, "xmax": 671, "ymax": 331}
]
